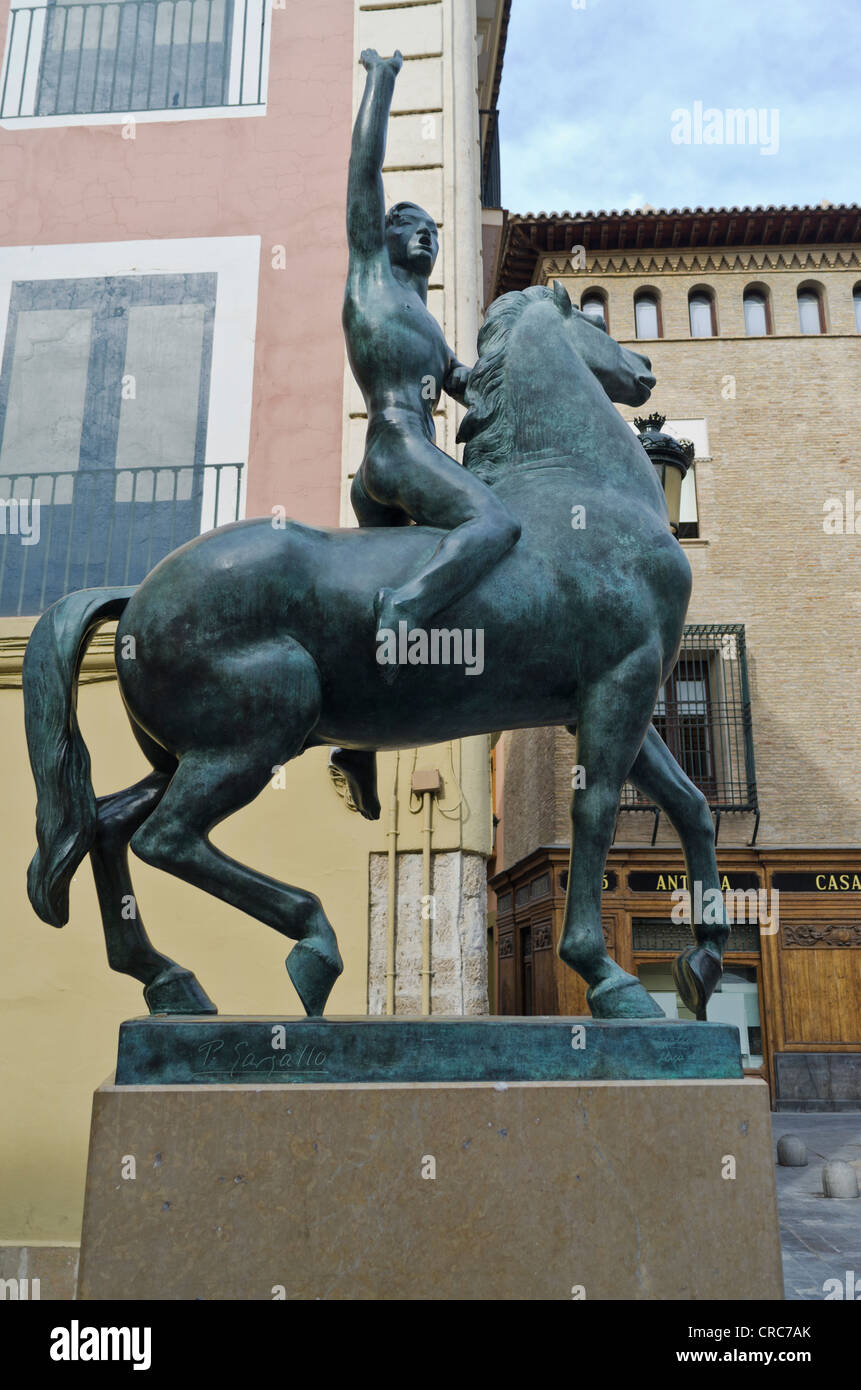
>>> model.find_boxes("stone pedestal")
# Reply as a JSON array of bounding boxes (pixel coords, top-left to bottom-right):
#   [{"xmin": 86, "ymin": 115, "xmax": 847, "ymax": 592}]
[{"xmin": 77, "ymin": 1061, "xmax": 783, "ymax": 1300}]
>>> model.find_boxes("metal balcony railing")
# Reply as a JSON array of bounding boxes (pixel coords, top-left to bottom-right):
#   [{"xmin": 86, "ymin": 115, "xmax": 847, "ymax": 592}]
[
  {"xmin": 619, "ymin": 623, "xmax": 760, "ymax": 843},
  {"xmin": 0, "ymin": 461, "xmax": 244, "ymax": 615},
  {"xmin": 0, "ymin": 0, "xmax": 267, "ymax": 118},
  {"xmin": 479, "ymin": 106, "xmax": 500, "ymax": 208}
]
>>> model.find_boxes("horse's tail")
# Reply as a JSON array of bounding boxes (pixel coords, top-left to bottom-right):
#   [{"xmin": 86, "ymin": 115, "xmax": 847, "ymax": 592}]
[{"xmin": 23, "ymin": 587, "xmax": 135, "ymax": 927}]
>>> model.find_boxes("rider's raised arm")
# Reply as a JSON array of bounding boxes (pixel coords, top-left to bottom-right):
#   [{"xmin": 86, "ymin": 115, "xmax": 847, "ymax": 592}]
[{"xmin": 347, "ymin": 50, "xmax": 403, "ymax": 263}]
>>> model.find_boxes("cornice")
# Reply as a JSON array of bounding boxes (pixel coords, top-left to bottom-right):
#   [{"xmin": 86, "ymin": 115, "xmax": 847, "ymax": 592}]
[
  {"xmin": 538, "ymin": 245, "xmax": 861, "ymax": 280},
  {"xmin": 0, "ymin": 625, "xmax": 117, "ymax": 690}
]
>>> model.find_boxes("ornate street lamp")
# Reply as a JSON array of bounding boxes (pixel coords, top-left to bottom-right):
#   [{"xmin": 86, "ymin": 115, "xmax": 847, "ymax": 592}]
[{"xmin": 634, "ymin": 413, "xmax": 694, "ymax": 535}]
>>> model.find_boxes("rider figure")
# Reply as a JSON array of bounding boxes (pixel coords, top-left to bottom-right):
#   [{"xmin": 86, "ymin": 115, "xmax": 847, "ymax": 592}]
[{"xmin": 330, "ymin": 48, "xmax": 521, "ymax": 818}]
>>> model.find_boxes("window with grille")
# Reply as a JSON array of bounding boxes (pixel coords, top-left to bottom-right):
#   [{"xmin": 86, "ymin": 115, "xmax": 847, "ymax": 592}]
[{"xmin": 621, "ymin": 624, "xmax": 758, "ymax": 814}]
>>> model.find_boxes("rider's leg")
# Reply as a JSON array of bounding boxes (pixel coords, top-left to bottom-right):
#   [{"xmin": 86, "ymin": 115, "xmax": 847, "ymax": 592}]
[
  {"xmin": 327, "ymin": 464, "xmax": 403, "ymax": 820},
  {"xmin": 364, "ymin": 432, "xmax": 521, "ymax": 631}
]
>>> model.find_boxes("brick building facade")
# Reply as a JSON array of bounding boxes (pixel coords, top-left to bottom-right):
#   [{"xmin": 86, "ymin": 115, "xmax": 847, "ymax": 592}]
[{"xmin": 489, "ymin": 204, "xmax": 861, "ymax": 1108}]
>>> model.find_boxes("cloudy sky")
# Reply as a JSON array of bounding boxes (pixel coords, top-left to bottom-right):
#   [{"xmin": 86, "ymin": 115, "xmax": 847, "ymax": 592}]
[{"xmin": 498, "ymin": 0, "xmax": 861, "ymax": 215}]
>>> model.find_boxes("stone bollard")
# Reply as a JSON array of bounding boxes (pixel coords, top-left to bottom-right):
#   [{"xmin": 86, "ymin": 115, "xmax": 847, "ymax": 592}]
[
  {"xmin": 822, "ymin": 1161, "xmax": 859, "ymax": 1199},
  {"xmin": 776, "ymin": 1134, "xmax": 808, "ymax": 1167}
]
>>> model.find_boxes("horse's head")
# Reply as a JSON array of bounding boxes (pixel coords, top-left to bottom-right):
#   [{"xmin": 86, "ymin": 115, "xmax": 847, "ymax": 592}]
[
  {"xmin": 460, "ymin": 281, "xmax": 659, "ymax": 485},
  {"xmin": 551, "ymin": 282, "xmax": 656, "ymax": 406}
]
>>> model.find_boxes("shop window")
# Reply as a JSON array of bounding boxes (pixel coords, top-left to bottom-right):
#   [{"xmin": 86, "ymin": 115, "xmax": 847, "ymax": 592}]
[
  {"xmin": 705, "ymin": 966, "xmax": 763, "ymax": 1067},
  {"xmin": 636, "ymin": 961, "xmax": 697, "ymax": 1022},
  {"xmin": 632, "ymin": 917, "xmax": 759, "ymax": 954},
  {"xmin": 637, "ymin": 960, "xmax": 763, "ymax": 1067}
]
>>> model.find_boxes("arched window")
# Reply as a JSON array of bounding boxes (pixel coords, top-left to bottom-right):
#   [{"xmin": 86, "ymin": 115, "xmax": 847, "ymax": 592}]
[
  {"xmin": 688, "ymin": 288, "xmax": 716, "ymax": 338},
  {"xmin": 797, "ymin": 284, "xmax": 826, "ymax": 334},
  {"xmin": 581, "ymin": 290, "xmax": 609, "ymax": 330},
  {"xmin": 853, "ymin": 284, "xmax": 861, "ymax": 333},
  {"xmin": 634, "ymin": 290, "xmax": 661, "ymax": 339},
  {"xmin": 743, "ymin": 287, "xmax": 771, "ymax": 336}
]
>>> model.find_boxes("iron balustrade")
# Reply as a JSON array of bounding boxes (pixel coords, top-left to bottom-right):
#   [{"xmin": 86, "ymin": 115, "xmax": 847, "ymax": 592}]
[
  {"xmin": 619, "ymin": 623, "xmax": 760, "ymax": 842},
  {"xmin": 0, "ymin": 461, "xmax": 244, "ymax": 615},
  {"xmin": 479, "ymin": 107, "xmax": 501, "ymax": 208},
  {"xmin": 0, "ymin": 0, "xmax": 267, "ymax": 118}
]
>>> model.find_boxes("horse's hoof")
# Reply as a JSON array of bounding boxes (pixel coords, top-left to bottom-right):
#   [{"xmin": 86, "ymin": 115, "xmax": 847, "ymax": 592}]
[
  {"xmin": 672, "ymin": 947, "xmax": 722, "ymax": 1021},
  {"xmin": 144, "ymin": 965, "xmax": 217, "ymax": 1016},
  {"xmin": 286, "ymin": 940, "xmax": 343, "ymax": 1017},
  {"xmin": 586, "ymin": 972, "xmax": 666, "ymax": 1020}
]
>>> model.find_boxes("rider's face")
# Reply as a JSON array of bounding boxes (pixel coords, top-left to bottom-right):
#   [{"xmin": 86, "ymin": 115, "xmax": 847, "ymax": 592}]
[{"xmin": 386, "ymin": 207, "xmax": 439, "ymax": 277}]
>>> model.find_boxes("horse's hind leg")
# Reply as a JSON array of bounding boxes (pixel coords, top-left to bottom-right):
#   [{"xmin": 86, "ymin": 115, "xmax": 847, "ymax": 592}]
[
  {"xmin": 129, "ymin": 649, "xmax": 341, "ymax": 1015},
  {"xmin": 629, "ymin": 725, "xmax": 727, "ymax": 1019},
  {"xmin": 559, "ymin": 648, "xmax": 666, "ymax": 1020},
  {"xmin": 92, "ymin": 772, "xmax": 217, "ymax": 1015},
  {"xmin": 132, "ymin": 748, "xmax": 342, "ymax": 1015}
]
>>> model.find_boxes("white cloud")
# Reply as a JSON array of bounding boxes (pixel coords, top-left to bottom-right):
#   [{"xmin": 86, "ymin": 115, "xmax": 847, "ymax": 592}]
[{"xmin": 498, "ymin": 0, "xmax": 861, "ymax": 214}]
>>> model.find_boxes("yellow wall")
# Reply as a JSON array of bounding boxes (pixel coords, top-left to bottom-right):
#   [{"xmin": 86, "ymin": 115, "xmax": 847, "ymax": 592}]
[
  {"xmin": 0, "ymin": 0, "xmax": 505, "ymax": 1251},
  {"xmin": 0, "ymin": 618, "xmax": 491, "ymax": 1242}
]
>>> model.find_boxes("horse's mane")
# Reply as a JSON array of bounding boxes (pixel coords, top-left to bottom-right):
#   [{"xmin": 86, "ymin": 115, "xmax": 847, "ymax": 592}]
[{"xmin": 458, "ymin": 284, "xmax": 554, "ymax": 485}]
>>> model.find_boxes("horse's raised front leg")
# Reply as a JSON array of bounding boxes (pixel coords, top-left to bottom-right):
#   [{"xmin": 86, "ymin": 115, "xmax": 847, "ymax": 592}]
[
  {"xmin": 629, "ymin": 724, "xmax": 727, "ymax": 1019},
  {"xmin": 559, "ymin": 647, "xmax": 665, "ymax": 1020}
]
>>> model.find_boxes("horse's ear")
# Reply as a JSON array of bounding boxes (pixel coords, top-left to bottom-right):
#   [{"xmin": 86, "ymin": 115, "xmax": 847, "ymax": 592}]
[{"xmin": 552, "ymin": 279, "xmax": 573, "ymax": 316}]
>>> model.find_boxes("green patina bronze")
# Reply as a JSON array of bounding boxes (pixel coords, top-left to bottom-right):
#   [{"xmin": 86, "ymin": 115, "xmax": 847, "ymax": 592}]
[
  {"xmin": 115, "ymin": 1016, "xmax": 744, "ymax": 1086},
  {"xmin": 21, "ymin": 50, "xmax": 729, "ymax": 1032}
]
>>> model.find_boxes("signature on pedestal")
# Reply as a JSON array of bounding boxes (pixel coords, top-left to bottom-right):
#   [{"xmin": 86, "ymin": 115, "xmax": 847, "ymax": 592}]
[{"xmin": 192, "ymin": 1038, "xmax": 328, "ymax": 1081}]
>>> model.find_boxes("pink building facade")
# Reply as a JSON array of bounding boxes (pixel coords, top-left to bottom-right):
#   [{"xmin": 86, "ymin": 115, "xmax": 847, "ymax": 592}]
[{"xmin": 0, "ymin": 0, "xmax": 355, "ymax": 620}]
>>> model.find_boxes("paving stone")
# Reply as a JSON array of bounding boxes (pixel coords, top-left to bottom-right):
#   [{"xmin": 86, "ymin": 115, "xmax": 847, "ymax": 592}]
[{"xmin": 772, "ymin": 1114, "xmax": 861, "ymax": 1299}]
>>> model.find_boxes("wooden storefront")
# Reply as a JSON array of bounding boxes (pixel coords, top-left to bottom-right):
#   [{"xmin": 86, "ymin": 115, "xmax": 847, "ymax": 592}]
[{"xmin": 491, "ymin": 845, "xmax": 861, "ymax": 1108}]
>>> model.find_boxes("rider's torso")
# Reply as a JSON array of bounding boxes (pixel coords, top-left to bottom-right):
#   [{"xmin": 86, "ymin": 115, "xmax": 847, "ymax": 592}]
[{"xmin": 344, "ymin": 268, "xmax": 449, "ymax": 424}]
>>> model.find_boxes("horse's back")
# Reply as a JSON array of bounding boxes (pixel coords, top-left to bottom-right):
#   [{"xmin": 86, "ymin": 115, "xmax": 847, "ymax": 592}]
[{"xmin": 115, "ymin": 492, "xmax": 690, "ymax": 752}]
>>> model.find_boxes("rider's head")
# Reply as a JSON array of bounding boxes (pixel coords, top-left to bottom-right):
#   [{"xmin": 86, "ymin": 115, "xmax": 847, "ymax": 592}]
[{"xmin": 385, "ymin": 202, "xmax": 439, "ymax": 278}]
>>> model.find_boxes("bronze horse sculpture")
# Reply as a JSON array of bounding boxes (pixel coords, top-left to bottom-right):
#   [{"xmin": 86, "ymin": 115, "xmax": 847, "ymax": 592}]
[{"xmin": 23, "ymin": 282, "xmax": 728, "ymax": 1021}]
